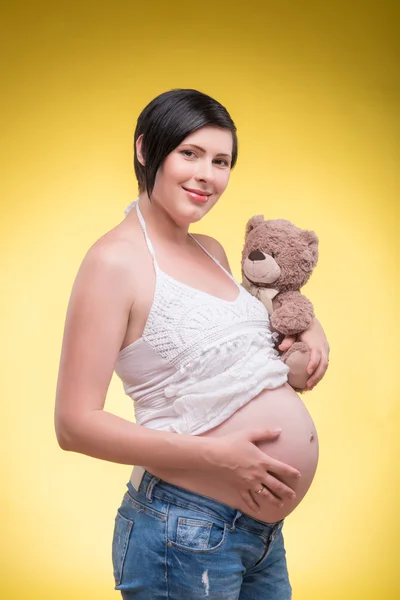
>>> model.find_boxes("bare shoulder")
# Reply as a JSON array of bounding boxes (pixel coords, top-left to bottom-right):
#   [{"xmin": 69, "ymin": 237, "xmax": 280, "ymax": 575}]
[
  {"xmin": 73, "ymin": 220, "xmax": 149, "ymax": 305},
  {"xmin": 82, "ymin": 220, "xmax": 145, "ymax": 275},
  {"xmin": 84, "ymin": 232, "xmax": 135, "ymax": 272},
  {"xmin": 191, "ymin": 233, "xmax": 232, "ymax": 274}
]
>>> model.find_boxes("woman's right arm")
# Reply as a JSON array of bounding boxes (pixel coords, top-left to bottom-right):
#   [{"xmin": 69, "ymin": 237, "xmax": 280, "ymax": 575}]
[
  {"xmin": 55, "ymin": 239, "xmax": 300, "ymax": 511},
  {"xmin": 55, "ymin": 238, "xmax": 212, "ymax": 469}
]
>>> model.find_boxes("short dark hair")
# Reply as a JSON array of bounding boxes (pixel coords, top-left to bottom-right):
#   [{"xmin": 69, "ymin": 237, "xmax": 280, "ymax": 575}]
[{"xmin": 134, "ymin": 89, "xmax": 238, "ymax": 197}]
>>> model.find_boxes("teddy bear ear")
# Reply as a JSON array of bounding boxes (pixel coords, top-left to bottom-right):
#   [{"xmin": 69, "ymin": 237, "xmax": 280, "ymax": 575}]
[
  {"xmin": 300, "ymin": 230, "xmax": 319, "ymax": 264},
  {"xmin": 245, "ymin": 215, "xmax": 264, "ymax": 237}
]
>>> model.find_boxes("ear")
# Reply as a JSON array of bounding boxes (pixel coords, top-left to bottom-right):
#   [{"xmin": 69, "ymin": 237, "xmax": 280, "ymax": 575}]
[
  {"xmin": 245, "ymin": 215, "xmax": 264, "ymax": 237},
  {"xmin": 136, "ymin": 134, "xmax": 146, "ymax": 166},
  {"xmin": 300, "ymin": 230, "xmax": 319, "ymax": 264}
]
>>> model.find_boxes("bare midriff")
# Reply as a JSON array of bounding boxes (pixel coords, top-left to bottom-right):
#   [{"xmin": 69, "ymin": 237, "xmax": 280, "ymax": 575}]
[{"xmin": 146, "ymin": 383, "xmax": 319, "ymax": 523}]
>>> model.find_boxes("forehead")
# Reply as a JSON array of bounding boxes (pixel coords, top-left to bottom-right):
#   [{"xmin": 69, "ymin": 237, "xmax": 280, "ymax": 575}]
[{"xmin": 181, "ymin": 125, "xmax": 233, "ymax": 154}]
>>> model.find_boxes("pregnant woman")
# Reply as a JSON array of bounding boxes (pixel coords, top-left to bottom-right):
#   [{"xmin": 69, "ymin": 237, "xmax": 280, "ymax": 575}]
[{"xmin": 55, "ymin": 89, "xmax": 329, "ymax": 599}]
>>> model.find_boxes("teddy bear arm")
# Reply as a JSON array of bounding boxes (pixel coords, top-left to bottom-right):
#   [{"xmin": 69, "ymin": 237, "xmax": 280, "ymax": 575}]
[{"xmin": 271, "ymin": 291, "xmax": 315, "ymax": 335}]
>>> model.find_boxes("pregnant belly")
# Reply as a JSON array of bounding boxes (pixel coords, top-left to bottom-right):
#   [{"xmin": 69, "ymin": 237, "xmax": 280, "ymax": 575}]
[{"xmin": 148, "ymin": 383, "xmax": 319, "ymax": 523}]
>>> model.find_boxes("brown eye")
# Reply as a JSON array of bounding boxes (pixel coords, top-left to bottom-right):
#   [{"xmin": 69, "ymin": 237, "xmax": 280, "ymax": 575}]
[{"xmin": 181, "ymin": 150, "xmax": 195, "ymax": 158}]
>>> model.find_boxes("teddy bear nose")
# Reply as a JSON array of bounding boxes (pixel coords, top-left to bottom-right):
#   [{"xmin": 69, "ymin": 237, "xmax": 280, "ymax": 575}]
[{"xmin": 248, "ymin": 250, "xmax": 265, "ymax": 262}]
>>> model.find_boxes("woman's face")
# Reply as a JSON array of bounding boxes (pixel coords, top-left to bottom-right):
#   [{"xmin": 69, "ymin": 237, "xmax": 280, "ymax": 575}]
[{"xmin": 147, "ymin": 125, "xmax": 233, "ymax": 226}]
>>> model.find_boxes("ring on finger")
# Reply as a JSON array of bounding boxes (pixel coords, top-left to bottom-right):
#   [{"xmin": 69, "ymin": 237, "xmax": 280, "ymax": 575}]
[{"xmin": 255, "ymin": 486, "xmax": 265, "ymax": 494}]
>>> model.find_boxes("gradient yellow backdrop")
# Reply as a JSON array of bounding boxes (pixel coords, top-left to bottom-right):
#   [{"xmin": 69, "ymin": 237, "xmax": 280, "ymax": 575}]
[{"xmin": 1, "ymin": 2, "xmax": 398, "ymax": 599}]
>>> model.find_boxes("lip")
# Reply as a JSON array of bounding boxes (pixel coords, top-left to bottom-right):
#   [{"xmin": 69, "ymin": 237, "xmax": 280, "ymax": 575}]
[
  {"xmin": 182, "ymin": 187, "xmax": 212, "ymax": 196},
  {"xmin": 182, "ymin": 186, "xmax": 212, "ymax": 203}
]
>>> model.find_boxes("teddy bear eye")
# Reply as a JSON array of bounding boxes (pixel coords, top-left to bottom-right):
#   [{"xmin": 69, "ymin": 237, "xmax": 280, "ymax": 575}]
[{"xmin": 271, "ymin": 252, "xmax": 276, "ymax": 259}]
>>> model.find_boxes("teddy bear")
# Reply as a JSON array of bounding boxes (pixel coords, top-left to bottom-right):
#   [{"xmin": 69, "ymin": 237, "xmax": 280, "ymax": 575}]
[{"xmin": 241, "ymin": 215, "xmax": 319, "ymax": 392}]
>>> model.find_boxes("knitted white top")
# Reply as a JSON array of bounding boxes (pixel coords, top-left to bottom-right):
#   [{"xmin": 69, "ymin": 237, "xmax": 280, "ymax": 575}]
[{"xmin": 114, "ymin": 200, "xmax": 289, "ymax": 435}]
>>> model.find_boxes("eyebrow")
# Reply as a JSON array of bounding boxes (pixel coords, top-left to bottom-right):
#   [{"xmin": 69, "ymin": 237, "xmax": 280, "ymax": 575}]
[{"xmin": 181, "ymin": 143, "xmax": 232, "ymax": 158}]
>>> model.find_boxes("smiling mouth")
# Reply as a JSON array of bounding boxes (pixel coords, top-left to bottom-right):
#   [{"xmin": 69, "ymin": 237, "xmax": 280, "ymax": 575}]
[{"xmin": 182, "ymin": 187, "xmax": 212, "ymax": 197}]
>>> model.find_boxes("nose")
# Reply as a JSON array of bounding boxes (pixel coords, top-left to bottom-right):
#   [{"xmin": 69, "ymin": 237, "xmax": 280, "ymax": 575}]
[
  {"xmin": 248, "ymin": 250, "xmax": 265, "ymax": 261},
  {"xmin": 195, "ymin": 158, "xmax": 215, "ymax": 182}
]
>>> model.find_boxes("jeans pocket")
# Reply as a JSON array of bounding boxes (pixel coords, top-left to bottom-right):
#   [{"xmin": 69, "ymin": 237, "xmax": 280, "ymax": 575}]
[
  {"xmin": 176, "ymin": 517, "xmax": 213, "ymax": 550},
  {"xmin": 112, "ymin": 511, "xmax": 134, "ymax": 586},
  {"xmin": 169, "ymin": 512, "xmax": 228, "ymax": 554}
]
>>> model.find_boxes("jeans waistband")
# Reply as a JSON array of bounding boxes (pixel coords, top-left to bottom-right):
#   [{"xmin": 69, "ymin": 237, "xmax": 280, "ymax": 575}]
[{"xmin": 129, "ymin": 470, "xmax": 283, "ymax": 537}]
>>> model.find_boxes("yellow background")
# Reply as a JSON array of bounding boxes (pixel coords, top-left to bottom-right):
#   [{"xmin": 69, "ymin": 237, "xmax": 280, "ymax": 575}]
[{"xmin": 1, "ymin": 1, "xmax": 398, "ymax": 598}]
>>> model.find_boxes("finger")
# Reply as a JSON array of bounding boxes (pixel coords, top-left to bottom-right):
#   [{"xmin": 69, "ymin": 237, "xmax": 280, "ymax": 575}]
[
  {"xmin": 279, "ymin": 335, "xmax": 296, "ymax": 351},
  {"xmin": 252, "ymin": 482, "xmax": 283, "ymax": 503},
  {"xmin": 263, "ymin": 456, "xmax": 301, "ymax": 479},
  {"xmin": 248, "ymin": 427, "xmax": 282, "ymax": 444},
  {"xmin": 263, "ymin": 473, "xmax": 296, "ymax": 501},
  {"xmin": 240, "ymin": 490, "xmax": 260, "ymax": 513},
  {"xmin": 259, "ymin": 486, "xmax": 284, "ymax": 507},
  {"xmin": 307, "ymin": 348, "xmax": 321, "ymax": 375},
  {"xmin": 306, "ymin": 354, "xmax": 329, "ymax": 389}
]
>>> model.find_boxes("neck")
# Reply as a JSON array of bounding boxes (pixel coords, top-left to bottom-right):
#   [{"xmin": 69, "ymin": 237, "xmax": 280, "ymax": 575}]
[{"xmin": 135, "ymin": 191, "xmax": 191, "ymax": 245}]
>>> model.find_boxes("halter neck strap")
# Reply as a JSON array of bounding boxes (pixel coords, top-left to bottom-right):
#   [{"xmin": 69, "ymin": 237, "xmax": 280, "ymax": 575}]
[{"xmin": 125, "ymin": 199, "xmax": 159, "ymax": 271}]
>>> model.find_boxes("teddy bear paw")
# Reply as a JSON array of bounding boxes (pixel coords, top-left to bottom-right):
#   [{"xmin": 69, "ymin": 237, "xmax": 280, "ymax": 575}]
[{"xmin": 281, "ymin": 342, "xmax": 310, "ymax": 392}]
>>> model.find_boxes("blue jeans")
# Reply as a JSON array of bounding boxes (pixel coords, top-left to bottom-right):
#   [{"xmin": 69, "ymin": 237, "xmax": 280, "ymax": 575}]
[{"xmin": 112, "ymin": 471, "xmax": 292, "ymax": 599}]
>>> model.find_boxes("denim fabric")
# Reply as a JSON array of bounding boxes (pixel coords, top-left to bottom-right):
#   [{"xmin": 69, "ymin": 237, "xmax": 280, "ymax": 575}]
[{"xmin": 112, "ymin": 472, "xmax": 292, "ymax": 599}]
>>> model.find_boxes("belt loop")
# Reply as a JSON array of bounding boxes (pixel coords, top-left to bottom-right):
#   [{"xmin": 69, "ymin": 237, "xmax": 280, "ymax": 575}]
[
  {"xmin": 146, "ymin": 476, "xmax": 160, "ymax": 503},
  {"xmin": 229, "ymin": 510, "xmax": 242, "ymax": 533},
  {"xmin": 273, "ymin": 520, "xmax": 283, "ymax": 536}
]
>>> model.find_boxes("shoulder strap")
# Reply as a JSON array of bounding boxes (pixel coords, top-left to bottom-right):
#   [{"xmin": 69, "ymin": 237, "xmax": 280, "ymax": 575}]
[
  {"xmin": 189, "ymin": 234, "xmax": 240, "ymax": 288},
  {"xmin": 133, "ymin": 199, "xmax": 159, "ymax": 271}
]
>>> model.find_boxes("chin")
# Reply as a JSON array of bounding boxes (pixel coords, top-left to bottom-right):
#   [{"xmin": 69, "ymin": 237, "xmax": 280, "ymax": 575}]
[{"xmin": 177, "ymin": 201, "xmax": 210, "ymax": 224}]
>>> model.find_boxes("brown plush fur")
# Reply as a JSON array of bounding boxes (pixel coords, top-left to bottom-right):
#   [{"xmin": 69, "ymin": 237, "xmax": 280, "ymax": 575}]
[{"xmin": 242, "ymin": 216, "xmax": 319, "ymax": 392}]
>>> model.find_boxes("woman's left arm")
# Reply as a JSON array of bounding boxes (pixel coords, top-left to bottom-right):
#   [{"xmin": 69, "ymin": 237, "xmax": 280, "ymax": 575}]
[
  {"xmin": 193, "ymin": 236, "xmax": 330, "ymax": 389},
  {"xmin": 279, "ymin": 318, "xmax": 330, "ymax": 390}
]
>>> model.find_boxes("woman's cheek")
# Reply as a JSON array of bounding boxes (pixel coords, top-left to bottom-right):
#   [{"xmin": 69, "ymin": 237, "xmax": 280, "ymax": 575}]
[
  {"xmin": 217, "ymin": 170, "xmax": 231, "ymax": 195},
  {"xmin": 169, "ymin": 154, "xmax": 194, "ymax": 177}
]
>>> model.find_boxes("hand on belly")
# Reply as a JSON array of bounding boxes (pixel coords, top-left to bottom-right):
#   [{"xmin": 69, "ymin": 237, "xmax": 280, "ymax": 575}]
[
  {"xmin": 148, "ymin": 384, "xmax": 319, "ymax": 523},
  {"xmin": 200, "ymin": 384, "xmax": 319, "ymax": 521}
]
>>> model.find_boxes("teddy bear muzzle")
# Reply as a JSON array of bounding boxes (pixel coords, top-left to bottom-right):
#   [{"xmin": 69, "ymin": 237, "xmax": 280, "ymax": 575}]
[{"xmin": 243, "ymin": 251, "xmax": 281, "ymax": 285}]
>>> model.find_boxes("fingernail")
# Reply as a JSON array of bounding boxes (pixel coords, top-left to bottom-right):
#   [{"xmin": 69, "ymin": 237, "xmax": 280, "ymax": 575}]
[{"xmin": 273, "ymin": 427, "xmax": 282, "ymax": 432}]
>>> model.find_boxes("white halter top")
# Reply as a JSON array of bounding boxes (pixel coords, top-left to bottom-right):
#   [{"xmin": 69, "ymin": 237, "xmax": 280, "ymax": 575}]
[{"xmin": 114, "ymin": 200, "xmax": 288, "ymax": 435}]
